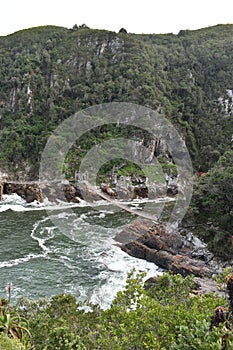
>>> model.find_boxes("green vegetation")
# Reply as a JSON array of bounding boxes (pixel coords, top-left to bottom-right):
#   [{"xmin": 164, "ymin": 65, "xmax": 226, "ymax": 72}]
[
  {"xmin": 0, "ymin": 333, "xmax": 26, "ymax": 350},
  {"xmin": 0, "ymin": 24, "xmax": 233, "ymax": 348},
  {"xmin": 184, "ymin": 150, "xmax": 233, "ymax": 259},
  {"xmin": 0, "ymin": 24, "xmax": 232, "ymax": 178},
  {"xmin": 0, "ymin": 283, "xmax": 32, "ymax": 349},
  {"xmin": 1, "ymin": 271, "xmax": 233, "ymax": 349}
]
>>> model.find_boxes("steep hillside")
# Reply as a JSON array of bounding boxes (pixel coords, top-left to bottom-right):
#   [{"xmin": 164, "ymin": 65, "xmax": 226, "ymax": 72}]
[
  {"xmin": 184, "ymin": 150, "xmax": 233, "ymax": 259},
  {"xmin": 0, "ymin": 24, "xmax": 233, "ymax": 178}
]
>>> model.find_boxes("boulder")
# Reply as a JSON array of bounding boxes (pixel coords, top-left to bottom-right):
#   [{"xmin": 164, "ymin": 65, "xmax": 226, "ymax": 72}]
[
  {"xmin": 167, "ymin": 184, "xmax": 178, "ymax": 196},
  {"xmin": 144, "ymin": 276, "xmax": 160, "ymax": 290},
  {"xmin": 3, "ymin": 183, "xmax": 43, "ymax": 203},
  {"xmin": 1, "ymin": 180, "xmax": 102, "ymax": 204},
  {"xmin": 114, "ymin": 176, "xmax": 168, "ymax": 200},
  {"xmin": 63, "ymin": 184, "xmax": 80, "ymax": 203},
  {"xmin": 100, "ymin": 183, "xmax": 118, "ymax": 197},
  {"xmin": 131, "ymin": 186, "xmax": 148, "ymax": 199},
  {"xmin": 40, "ymin": 182, "xmax": 82, "ymax": 203},
  {"xmin": 39, "ymin": 182, "xmax": 60, "ymax": 202}
]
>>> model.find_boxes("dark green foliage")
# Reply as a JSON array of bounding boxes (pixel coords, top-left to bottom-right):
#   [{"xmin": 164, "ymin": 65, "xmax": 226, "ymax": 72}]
[
  {"xmin": 11, "ymin": 271, "xmax": 233, "ymax": 349},
  {"xmin": 24, "ymin": 294, "xmax": 101, "ymax": 349},
  {"xmin": 63, "ymin": 123, "xmax": 154, "ymax": 180},
  {"xmin": 1, "ymin": 24, "xmax": 233, "ymax": 177},
  {"xmin": 184, "ymin": 150, "xmax": 233, "ymax": 259},
  {"xmin": 0, "ymin": 283, "xmax": 32, "ymax": 349}
]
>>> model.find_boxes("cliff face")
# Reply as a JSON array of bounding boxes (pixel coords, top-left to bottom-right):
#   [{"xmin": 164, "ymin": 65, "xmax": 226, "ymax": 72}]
[{"xmin": 0, "ymin": 25, "xmax": 233, "ymax": 179}]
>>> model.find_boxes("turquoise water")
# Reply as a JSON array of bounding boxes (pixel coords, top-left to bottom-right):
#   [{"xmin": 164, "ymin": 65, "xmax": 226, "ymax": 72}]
[{"xmin": 0, "ymin": 194, "xmax": 164, "ymax": 308}]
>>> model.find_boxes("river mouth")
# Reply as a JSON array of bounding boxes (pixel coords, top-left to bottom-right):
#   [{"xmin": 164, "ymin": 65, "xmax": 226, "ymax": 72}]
[{"xmin": 0, "ymin": 194, "xmax": 173, "ymax": 308}]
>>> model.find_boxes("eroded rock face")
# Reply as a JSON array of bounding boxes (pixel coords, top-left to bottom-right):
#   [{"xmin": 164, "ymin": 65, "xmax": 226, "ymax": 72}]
[
  {"xmin": 78, "ymin": 181, "xmax": 102, "ymax": 202},
  {"xmin": 63, "ymin": 184, "xmax": 80, "ymax": 203},
  {"xmin": 131, "ymin": 186, "xmax": 148, "ymax": 199},
  {"xmin": 3, "ymin": 183, "xmax": 43, "ymax": 203},
  {"xmin": 40, "ymin": 183, "xmax": 82, "ymax": 203},
  {"xmin": 1, "ymin": 180, "xmax": 102, "ymax": 204},
  {"xmin": 100, "ymin": 183, "xmax": 118, "ymax": 197},
  {"xmin": 115, "ymin": 219, "xmax": 222, "ymax": 277}
]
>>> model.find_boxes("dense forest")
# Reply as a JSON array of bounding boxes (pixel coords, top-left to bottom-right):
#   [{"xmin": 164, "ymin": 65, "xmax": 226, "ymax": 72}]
[
  {"xmin": 0, "ymin": 24, "xmax": 233, "ymax": 348},
  {"xmin": 0, "ymin": 24, "xmax": 232, "ymax": 176}
]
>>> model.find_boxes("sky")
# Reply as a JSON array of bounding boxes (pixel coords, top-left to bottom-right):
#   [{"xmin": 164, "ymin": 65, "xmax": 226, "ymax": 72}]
[{"xmin": 1, "ymin": 0, "xmax": 233, "ymax": 36}]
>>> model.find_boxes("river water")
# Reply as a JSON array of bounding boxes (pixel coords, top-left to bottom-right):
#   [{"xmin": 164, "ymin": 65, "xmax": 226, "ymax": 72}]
[{"xmin": 0, "ymin": 194, "xmax": 167, "ymax": 308}]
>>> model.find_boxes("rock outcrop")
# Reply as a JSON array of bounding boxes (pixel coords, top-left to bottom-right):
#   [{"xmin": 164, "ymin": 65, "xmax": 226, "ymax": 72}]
[
  {"xmin": 0, "ymin": 177, "xmax": 178, "ymax": 204},
  {"xmin": 78, "ymin": 181, "xmax": 103, "ymax": 202},
  {"xmin": 115, "ymin": 219, "xmax": 222, "ymax": 277},
  {"xmin": 39, "ymin": 182, "xmax": 85, "ymax": 203},
  {"xmin": 63, "ymin": 184, "xmax": 80, "ymax": 203},
  {"xmin": 0, "ymin": 180, "xmax": 103, "ymax": 204},
  {"xmin": 112, "ymin": 173, "xmax": 179, "ymax": 200},
  {"xmin": 3, "ymin": 183, "xmax": 44, "ymax": 203},
  {"xmin": 100, "ymin": 183, "xmax": 118, "ymax": 197}
]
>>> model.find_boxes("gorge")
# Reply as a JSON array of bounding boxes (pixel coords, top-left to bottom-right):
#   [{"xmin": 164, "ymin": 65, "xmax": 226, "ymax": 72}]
[{"xmin": 0, "ymin": 23, "xmax": 233, "ymax": 293}]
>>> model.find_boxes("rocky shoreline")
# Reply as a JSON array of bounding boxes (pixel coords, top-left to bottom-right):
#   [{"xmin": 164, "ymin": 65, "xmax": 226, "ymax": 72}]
[
  {"xmin": 0, "ymin": 178, "xmax": 228, "ymax": 288},
  {"xmin": 0, "ymin": 177, "xmax": 178, "ymax": 203},
  {"xmin": 0, "ymin": 168, "xmax": 179, "ymax": 204},
  {"xmin": 0, "ymin": 181, "xmax": 99, "ymax": 204},
  {"xmin": 115, "ymin": 218, "xmax": 224, "ymax": 278}
]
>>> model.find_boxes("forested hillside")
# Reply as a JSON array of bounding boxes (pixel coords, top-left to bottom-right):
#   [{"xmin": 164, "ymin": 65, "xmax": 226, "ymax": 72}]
[{"xmin": 0, "ymin": 24, "xmax": 232, "ymax": 177}]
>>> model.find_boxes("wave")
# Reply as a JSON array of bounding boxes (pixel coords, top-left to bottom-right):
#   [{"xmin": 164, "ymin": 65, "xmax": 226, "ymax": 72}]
[
  {"xmin": 30, "ymin": 217, "xmax": 56, "ymax": 255},
  {"xmin": 0, "ymin": 194, "xmax": 89, "ymax": 212},
  {"xmin": 0, "ymin": 253, "xmax": 45, "ymax": 268},
  {"xmin": 0, "ymin": 193, "xmax": 175, "ymax": 213},
  {"xmin": 0, "ymin": 203, "xmax": 163, "ymax": 308},
  {"xmin": 90, "ymin": 244, "xmax": 162, "ymax": 308},
  {"xmin": 0, "ymin": 204, "xmax": 27, "ymax": 212}
]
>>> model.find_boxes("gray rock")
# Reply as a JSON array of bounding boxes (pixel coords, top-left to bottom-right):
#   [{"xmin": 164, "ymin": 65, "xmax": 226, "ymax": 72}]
[{"xmin": 116, "ymin": 219, "xmax": 224, "ymax": 277}]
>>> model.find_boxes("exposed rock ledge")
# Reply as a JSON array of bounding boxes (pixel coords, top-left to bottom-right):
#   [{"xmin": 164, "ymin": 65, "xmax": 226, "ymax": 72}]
[
  {"xmin": 0, "ymin": 179, "xmax": 175, "ymax": 204},
  {"xmin": 0, "ymin": 182, "xmax": 84, "ymax": 203},
  {"xmin": 115, "ymin": 219, "xmax": 223, "ymax": 278},
  {"xmin": 2, "ymin": 182, "xmax": 44, "ymax": 203},
  {"xmin": 0, "ymin": 181, "xmax": 103, "ymax": 203}
]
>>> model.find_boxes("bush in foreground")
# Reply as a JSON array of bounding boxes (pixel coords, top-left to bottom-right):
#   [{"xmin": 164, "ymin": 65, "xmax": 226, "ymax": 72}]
[{"xmin": 3, "ymin": 270, "xmax": 233, "ymax": 349}]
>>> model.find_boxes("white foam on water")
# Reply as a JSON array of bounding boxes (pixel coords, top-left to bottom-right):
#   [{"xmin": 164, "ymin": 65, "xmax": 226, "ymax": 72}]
[
  {"xmin": 0, "ymin": 194, "xmax": 27, "ymax": 212},
  {"xmin": 1, "ymin": 193, "xmax": 27, "ymax": 204},
  {"xmin": 30, "ymin": 217, "xmax": 56, "ymax": 255},
  {"xmin": 0, "ymin": 193, "xmax": 174, "ymax": 215},
  {"xmin": 0, "ymin": 205, "xmax": 15, "ymax": 212},
  {"xmin": 0, "ymin": 198, "xmax": 166, "ymax": 308},
  {"xmin": 0, "ymin": 194, "xmax": 89, "ymax": 212},
  {"xmin": 28, "ymin": 210, "xmax": 162, "ymax": 309},
  {"xmin": 90, "ymin": 243, "xmax": 162, "ymax": 309},
  {"xmin": 0, "ymin": 253, "xmax": 44, "ymax": 268}
]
